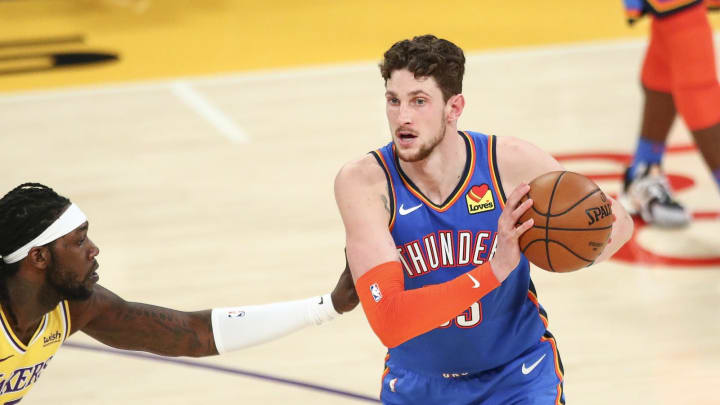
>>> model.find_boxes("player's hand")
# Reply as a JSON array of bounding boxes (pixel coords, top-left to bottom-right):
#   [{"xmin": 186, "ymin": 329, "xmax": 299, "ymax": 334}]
[
  {"xmin": 331, "ymin": 251, "xmax": 360, "ymax": 314},
  {"xmin": 489, "ymin": 183, "xmax": 534, "ymax": 282}
]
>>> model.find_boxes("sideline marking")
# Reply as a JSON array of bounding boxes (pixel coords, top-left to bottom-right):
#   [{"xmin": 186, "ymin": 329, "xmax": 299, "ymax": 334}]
[
  {"xmin": 65, "ymin": 341, "xmax": 380, "ymax": 403},
  {"xmin": 170, "ymin": 81, "xmax": 249, "ymax": 143}
]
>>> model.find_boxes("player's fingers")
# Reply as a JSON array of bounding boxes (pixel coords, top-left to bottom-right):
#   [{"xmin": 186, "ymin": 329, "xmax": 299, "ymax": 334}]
[
  {"xmin": 499, "ymin": 198, "xmax": 531, "ymax": 232},
  {"xmin": 512, "ymin": 198, "xmax": 533, "ymax": 220},
  {"xmin": 514, "ymin": 218, "xmax": 534, "ymax": 237},
  {"xmin": 505, "ymin": 183, "xmax": 530, "ymax": 209}
]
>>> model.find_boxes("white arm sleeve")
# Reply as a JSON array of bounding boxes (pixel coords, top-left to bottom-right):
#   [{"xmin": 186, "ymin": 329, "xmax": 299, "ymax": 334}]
[{"xmin": 211, "ymin": 293, "xmax": 339, "ymax": 354}]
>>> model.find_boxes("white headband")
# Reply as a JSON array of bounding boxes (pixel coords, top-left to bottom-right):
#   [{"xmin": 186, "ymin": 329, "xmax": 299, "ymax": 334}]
[{"xmin": 2, "ymin": 203, "xmax": 88, "ymax": 264}]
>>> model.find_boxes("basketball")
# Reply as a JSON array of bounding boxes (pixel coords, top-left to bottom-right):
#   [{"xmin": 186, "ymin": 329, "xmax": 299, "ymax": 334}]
[{"xmin": 518, "ymin": 171, "xmax": 613, "ymax": 272}]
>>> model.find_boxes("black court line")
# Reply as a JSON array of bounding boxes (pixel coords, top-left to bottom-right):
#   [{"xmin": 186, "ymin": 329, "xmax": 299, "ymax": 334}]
[
  {"xmin": 65, "ymin": 341, "xmax": 380, "ymax": 403},
  {"xmin": 0, "ymin": 52, "xmax": 118, "ymax": 75}
]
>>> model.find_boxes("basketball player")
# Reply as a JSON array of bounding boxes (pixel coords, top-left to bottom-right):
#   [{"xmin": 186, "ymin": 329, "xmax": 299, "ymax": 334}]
[
  {"xmin": 0, "ymin": 183, "xmax": 358, "ymax": 403},
  {"xmin": 334, "ymin": 35, "xmax": 634, "ymax": 404},
  {"xmin": 621, "ymin": 0, "xmax": 720, "ymax": 227}
]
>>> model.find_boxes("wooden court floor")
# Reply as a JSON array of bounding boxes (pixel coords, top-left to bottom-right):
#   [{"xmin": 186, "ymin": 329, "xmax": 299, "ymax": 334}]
[{"xmin": 1, "ymin": 35, "xmax": 720, "ymax": 405}]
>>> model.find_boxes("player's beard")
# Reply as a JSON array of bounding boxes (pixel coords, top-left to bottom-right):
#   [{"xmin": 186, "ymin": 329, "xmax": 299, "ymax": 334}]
[
  {"xmin": 44, "ymin": 254, "xmax": 94, "ymax": 301},
  {"xmin": 396, "ymin": 112, "xmax": 447, "ymax": 163}
]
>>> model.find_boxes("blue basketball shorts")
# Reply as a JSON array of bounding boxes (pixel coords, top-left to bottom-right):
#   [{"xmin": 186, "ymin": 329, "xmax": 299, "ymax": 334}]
[{"xmin": 379, "ymin": 337, "xmax": 565, "ymax": 405}]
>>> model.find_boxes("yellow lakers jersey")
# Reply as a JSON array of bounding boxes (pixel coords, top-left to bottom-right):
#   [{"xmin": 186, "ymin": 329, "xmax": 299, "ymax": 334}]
[{"xmin": 0, "ymin": 301, "xmax": 70, "ymax": 403}]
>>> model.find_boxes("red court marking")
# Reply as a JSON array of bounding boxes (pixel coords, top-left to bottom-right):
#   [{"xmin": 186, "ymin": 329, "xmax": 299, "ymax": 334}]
[
  {"xmin": 582, "ymin": 173, "xmax": 695, "ymax": 192},
  {"xmin": 553, "ymin": 146, "xmax": 719, "ymax": 269},
  {"xmin": 612, "ymin": 211, "xmax": 720, "ymax": 267},
  {"xmin": 553, "ymin": 144, "xmax": 696, "ymax": 164},
  {"xmin": 667, "ymin": 144, "xmax": 698, "ymax": 153}
]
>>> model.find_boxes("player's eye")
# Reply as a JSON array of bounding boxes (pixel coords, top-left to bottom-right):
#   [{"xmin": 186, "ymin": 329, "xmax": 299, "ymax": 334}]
[{"xmin": 414, "ymin": 98, "xmax": 426, "ymax": 105}]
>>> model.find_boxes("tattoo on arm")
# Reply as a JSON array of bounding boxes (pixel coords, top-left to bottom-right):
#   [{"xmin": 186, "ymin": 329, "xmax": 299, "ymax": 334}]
[
  {"xmin": 381, "ymin": 194, "xmax": 391, "ymax": 215},
  {"xmin": 81, "ymin": 288, "xmax": 217, "ymax": 357}
]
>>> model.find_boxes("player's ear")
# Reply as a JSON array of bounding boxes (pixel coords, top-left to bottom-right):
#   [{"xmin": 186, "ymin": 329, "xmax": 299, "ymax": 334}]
[
  {"xmin": 446, "ymin": 94, "xmax": 465, "ymax": 122},
  {"xmin": 26, "ymin": 246, "xmax": 52, "ymax": 270}
]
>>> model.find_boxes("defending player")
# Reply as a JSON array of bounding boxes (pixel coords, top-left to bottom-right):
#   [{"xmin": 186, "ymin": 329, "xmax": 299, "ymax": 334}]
[
  {"xmin": 334, "ymin": 35, "xmax": 634, "ymax": 404},
  {"xmin": 621, "ymin": 0, "xmax": 720, "ymax": 227},
  {"xmin": 0, "ymin": 183, "xmax": 358, "ymax": 403}
]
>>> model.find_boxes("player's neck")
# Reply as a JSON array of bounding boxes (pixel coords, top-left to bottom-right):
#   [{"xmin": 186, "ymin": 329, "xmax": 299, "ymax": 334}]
[
  {"xmin": 399, "ymin": 130, "xmax": 466, "ymax": 205},
  {"xmin": 4, "ymin": 274, "xmax": 61, "ymax": 344}
]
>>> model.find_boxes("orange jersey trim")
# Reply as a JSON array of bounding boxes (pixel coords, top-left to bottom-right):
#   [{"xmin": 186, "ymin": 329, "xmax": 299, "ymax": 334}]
[
  {"xmin": 381, "ymin": 365, "xmax": 390, "ymax": 381},
  {"xmin": 392, "ymin": 131, "xmax": 476, "ymax": 213},
  {"xmin": 527, "ymin": 290, "xmax": 549, "ymax": 328},
  {"xmin": 486, "ymin": 135, "xmax": 506, "ymax": 210},
  {"xmin": 381, "ymin": 353, "xmax": 391, "ymax": 381},
  {"xmin": 541, "ymin": 334, "xmax": 564, "ymax": 380},
  {"xmin": 541, "ymin": 333, "xmax": 565, "ymax": 402},
  {"xmin": 379, "ymin": 353, "xmax": 391, "ymax": 402},
  {"xmin": 529, "ymin": 288, "xmax": 564, "ymax": 403},
  {"xmin": 625, "ymin": 8, "xmax": 643, "ymax": 22},
  {"xmin": 646, "ymin": 0, "xmax": 699, "ymax": 12},
  {"xmin": 373, "ymin": 149, "xmax": 397, "ymax": 231}
]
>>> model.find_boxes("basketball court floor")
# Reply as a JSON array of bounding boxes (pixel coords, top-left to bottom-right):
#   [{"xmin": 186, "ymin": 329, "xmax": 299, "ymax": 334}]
[{"xmin": 1, "ymin": 1, "xmax": 719, "ymax": 404}]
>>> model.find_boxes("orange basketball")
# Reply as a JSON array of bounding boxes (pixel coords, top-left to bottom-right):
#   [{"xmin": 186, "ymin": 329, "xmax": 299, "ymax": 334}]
[{"xmin": 518, "ymin": 171, "xmax": 613, "ymax": 272}]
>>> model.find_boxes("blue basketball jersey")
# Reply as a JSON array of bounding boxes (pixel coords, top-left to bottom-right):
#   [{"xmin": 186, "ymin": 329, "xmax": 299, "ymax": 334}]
[{"xmin": 372, "ymin": 131, "xmax": 553, "ymax": 375}]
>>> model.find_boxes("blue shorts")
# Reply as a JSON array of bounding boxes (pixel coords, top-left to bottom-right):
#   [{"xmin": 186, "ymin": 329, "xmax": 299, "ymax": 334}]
[{"xmin": 380, "ymin": 336, "xmax": 565, "ymax": 405}]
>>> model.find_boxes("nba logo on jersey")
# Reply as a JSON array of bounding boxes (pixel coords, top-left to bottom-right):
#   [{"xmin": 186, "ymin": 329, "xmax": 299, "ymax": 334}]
[
  {"xmin": 370, "ymin": 283, "xmax": 382, "ymax": 302},
  {"xmin": 466, "ymin": 184, "xmax": 495, "ymax": 214}
]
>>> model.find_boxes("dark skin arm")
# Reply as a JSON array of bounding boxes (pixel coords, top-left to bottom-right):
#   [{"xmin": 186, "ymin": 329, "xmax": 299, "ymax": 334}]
[
  {"xmin": 68, "ymin": 262, "xmax": 359, "ymax": 358},
  {"xmin": 69, "ymin": 285, "xmax": 216, "ymax": 357},
  {"xmin": 331, "ymin": 252, "xmax": 359, "ymax": 314}
]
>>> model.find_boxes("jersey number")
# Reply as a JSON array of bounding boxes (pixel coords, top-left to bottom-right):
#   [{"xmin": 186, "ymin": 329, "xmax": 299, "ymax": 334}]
[{"xmin": 439, "ymin": 301, "xmax": 482, "ymax": 329}]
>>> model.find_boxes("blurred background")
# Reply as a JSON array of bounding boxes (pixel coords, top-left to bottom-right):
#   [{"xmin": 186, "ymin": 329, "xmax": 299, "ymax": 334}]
[
  {"xmin": 1, "ymin": 1, "xmax": 719, "ymax": 404},
  {"xmin": 0, "ymin": 0, "xmax": 651, "ymax": 91}
]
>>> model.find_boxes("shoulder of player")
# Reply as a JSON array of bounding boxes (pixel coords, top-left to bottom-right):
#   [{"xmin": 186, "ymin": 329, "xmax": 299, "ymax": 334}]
[
  {"xmin": 494, "ymin": 135, "xmax": 534, "ymax": 184},
  {"xmin": 67, "ymin": 284, "xmax": 123, "ymax": 335},
  {"xmin": 494, "ymin": 135, "xmax": 564, "ymax": 190},
  {"xmin": 495, "ymin": 135, "xmax": 536, "ymax": 159},
  {"xmin": 334, "ymin": 154, "xmax": 387, "ymax": 197}
]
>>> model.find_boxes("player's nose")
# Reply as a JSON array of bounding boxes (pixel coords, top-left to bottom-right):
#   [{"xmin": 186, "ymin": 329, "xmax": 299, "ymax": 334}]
[
  {"xmin": 398, "ymin": 103, "xmax": 413, "ymax": 124},
  {"xmin": 88, "ymin": 238, "xmax": 100, "ymax": 258}
]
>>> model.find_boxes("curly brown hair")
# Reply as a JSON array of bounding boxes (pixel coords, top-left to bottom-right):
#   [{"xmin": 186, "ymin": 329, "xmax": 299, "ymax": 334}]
[{"xmin": 379, "ymin": 34, "xmax": 465, "ymax": 102}]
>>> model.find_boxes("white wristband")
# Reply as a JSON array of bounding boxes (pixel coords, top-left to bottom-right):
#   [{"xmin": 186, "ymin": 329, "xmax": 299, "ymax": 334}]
[
  {"xmin": 211, "ymin": 293, "xmax": 340, "ymax": 354},
  {"xmin": 308, "ymin": 293, "xmax": 340, "ymax": 325}
]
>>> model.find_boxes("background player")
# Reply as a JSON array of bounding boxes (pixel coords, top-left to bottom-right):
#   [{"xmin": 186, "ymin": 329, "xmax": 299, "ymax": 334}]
[
  {"xmin": 335, "ymin": 35, "xmax": 634, "ymax": 404},
  {"xmin": 621, "ymin": 0, "xmax": 720, "ymax": 227},
  {"xmin": 0, "ymin": 183, "xmax": 358, "ymax": 403}
]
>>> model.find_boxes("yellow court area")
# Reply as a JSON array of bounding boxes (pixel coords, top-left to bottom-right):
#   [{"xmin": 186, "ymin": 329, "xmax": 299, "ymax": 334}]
[
  {"xmin": 1, "ymin": 1, "xmax": 720, "ymax": 405},
  {"xmin": 0, "ymin": 0, "xmax": 655, "ymax": 92}
]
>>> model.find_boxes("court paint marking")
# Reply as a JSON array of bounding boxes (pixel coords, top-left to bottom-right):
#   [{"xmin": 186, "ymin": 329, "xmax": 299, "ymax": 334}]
[
  {"xmin": 170, "ymin": 81, "xmax": 249, "ymax": 143},
  {"xmin": 65, "ymin": 341, "xmax": 380, "ymax": 403}
]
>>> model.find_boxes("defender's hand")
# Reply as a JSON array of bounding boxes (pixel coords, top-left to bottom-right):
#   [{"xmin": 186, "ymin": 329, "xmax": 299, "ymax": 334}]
[{"xmin": 331, "ymin": 252, "xmax": 359, "ymax": 314}]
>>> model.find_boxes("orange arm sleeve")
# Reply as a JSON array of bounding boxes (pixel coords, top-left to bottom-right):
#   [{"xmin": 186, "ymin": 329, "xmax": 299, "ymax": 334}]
[{"xmin": 355, "ymin": 261, "xmax": 501, "ymax": 348}]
